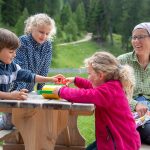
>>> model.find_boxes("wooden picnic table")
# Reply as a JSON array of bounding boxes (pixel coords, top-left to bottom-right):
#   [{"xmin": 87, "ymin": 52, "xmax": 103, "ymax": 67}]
[{"xmin": 0, "ymin": 92, "xmax": 95, "ymax": 150}]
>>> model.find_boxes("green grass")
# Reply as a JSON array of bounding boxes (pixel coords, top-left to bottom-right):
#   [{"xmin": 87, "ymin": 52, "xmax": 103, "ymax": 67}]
[
  {"xmin": 52, "ymin": 35, "xmax": 125, "ymax": 69},
  {"xmin": 53, "ymin": 41, "xmax": 101, "ymax": 68},
  {"xmin": 105, "ymin": 33, "xmax": 125, "ymax": 56},
  {"xmin": 78, "ymin": 115, "xmax": 95, "ymax": 146}
]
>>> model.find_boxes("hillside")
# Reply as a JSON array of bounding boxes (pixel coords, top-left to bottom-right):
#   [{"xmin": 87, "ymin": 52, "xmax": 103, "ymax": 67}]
[{"xmin": 52, "ymin": 35, "xmax": 125, "ymax": 69}]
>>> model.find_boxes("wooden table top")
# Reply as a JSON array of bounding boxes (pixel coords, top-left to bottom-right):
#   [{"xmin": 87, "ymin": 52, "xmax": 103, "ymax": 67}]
[{"xmin": 0, "ymin": 92, "xmax": 95, "ymax": 112}]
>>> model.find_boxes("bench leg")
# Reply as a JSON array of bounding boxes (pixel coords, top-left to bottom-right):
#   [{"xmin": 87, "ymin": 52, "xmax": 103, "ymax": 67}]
[
  {"xmin": 3, "ymin": 143, "xmax": 25, "ymax": 150},
  {"xmin": 3, "ymin": 131, "xmax": 25, "ymax": 150}
]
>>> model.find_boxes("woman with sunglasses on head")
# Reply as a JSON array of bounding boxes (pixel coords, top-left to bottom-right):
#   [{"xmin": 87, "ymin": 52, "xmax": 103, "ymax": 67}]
[{"xmin": 118, "ymin": 22, "xmax": 150, "ymax": 144}]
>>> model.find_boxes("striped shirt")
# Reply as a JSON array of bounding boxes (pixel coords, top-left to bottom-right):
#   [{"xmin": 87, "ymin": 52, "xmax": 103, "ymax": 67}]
[{"xmin": 0, "ymin": 61, "xmax": 35, "ymax": 92}]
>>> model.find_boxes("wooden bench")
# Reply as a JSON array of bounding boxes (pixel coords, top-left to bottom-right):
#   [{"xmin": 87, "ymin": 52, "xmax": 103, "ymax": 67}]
[{"xmin": 0, "ymin": 129, "xmax": 24, "ymax": 150}]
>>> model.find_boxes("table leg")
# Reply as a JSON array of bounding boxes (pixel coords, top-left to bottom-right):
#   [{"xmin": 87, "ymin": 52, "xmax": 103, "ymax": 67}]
[
  {"xmin": 12, "ymin": 108, "xmax": 69, "ymax": 150},
  {"xmin": 55, "ymin": 114, "xmax": 86, "ymax": 150}
]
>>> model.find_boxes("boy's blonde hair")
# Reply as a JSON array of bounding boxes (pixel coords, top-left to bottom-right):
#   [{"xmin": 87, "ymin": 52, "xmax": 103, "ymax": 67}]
[
  {"xmin": 24, "ymin": 13, "xmax": 56, "ymax": 39},
  {"xmin": 84, "ymin": 51, "xmax": 135, "ymax": 102},
  {"xmin": 0, "ymin": 28, "xmax": 20, "ymax": 51}
]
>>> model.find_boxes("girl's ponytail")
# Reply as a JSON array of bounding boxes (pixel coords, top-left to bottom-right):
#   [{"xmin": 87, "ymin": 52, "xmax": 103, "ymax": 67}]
[{"xmin": 118, "ymin": 65, "xmax": 135, "ymax": 102}]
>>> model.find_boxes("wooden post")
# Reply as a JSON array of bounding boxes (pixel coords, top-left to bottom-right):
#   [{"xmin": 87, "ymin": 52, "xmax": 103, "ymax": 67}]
[
  {"xmin": 12, "ymin": 108, "xmax": 69, "ymax": 150},
  {"xmin": 55, "ymin": 114, "xmax": 86, "ymax": 150}
]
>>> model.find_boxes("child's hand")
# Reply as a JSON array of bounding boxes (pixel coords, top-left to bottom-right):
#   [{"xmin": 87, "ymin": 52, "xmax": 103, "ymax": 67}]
[
  {"xmin": 49, "ymin": 74, "xmax": 65, "ymax": 83},
  {"xmin": 9, "ymin": 91, "xmax": 28, "ymax": 100},
  {"xmin": 65, "ymin": 77, "xmax": 75, "ymax": 86},
  {"xmin": 55, "ymin": 77, "xmax": 70, "ymax": 85},
  {"xmin": 20, "ymin": 89, "xmax": 29, "ymax": 93}
]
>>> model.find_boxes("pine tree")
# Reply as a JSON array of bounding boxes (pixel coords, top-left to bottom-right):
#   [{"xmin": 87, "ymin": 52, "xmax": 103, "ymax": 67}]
[
  {"xmin": 60, "ymin": 3, "xmax": 72, "ymax": 28},
  {"xmin": 64, "ymin": 18, "xmax": 78, "ymax": 41},
  {"xmin": 88, "ymin": 0, "xmax": 109, "ymax": 41},
  {"xmin": 0, "ymin": 0, "xmax": 3, "ymax": 23},
  {"xmin": 14, "ymin": 8, "xmax": 29, "ymax": 36},
  {"xmin": 140, "ymin": 0, "xmax": 150, "ymax": 22},
  {"xmin": 1, "ymin": 0, "xmax": 22, "ymax": 26},
  {"xmin": 44, "ymin": 0, "xmax": 62, "ymax": 17},
  {"xmin": 75, "ymin": 2, "xmax": 86, "ymax": 31},
  {"xmin": 120, "ymin": 0, "xmax": 142, "ymax": 51}
]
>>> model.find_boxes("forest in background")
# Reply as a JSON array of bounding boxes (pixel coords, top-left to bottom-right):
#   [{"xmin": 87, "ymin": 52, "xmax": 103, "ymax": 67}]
[{"xmin": 0, "ymin": 0, "xmax": 150, "ymax": 51}]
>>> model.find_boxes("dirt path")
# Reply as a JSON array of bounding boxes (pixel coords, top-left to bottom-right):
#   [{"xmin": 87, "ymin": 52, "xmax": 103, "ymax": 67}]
[{"xmin": 58, "ymin": 33, "xmax": 93, "ymax": 46}]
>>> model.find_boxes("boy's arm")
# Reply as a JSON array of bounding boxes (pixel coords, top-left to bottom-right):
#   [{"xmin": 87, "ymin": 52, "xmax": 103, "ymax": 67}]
[
  {"xmin": 12, "ymin": 82, "xmax": 27, "ymax": 91},
  {"xmin": 0, "ymin": 91, "xmax": 27, "ymax": 100},
  {"xmin": 0, "ymin": 91, "xmax": 12, "ymax": 99},
  {"xmin": 35, "ymin": 74, "xmax": 64, "ymax": 83}
]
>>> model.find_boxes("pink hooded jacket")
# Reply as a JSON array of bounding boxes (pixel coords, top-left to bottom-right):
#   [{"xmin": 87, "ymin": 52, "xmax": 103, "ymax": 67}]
[{"xmin": 59, "ymin": 77, "xmax": 141, "ymax": 150}]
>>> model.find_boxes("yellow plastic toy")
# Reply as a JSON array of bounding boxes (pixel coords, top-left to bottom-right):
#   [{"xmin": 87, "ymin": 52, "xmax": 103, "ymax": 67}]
[{"xmin": 38, "ymin": 85, "xmax": 62, "ymax": 99}]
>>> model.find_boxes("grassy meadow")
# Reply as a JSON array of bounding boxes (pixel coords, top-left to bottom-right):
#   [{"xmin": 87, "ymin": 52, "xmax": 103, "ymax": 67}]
[
  {"xmin": 52, "ymin": 35, "xmax": 125, "ymax": 69},
  {"xmin": 50, "ymin": 35, "xmax": 125, "ymax": 146}
]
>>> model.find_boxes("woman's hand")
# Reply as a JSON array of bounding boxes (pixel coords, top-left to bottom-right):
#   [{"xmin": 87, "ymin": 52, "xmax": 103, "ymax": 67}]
[{"xmin": 135, "ymin": 103, "xmax": 148, "ymax": 117}]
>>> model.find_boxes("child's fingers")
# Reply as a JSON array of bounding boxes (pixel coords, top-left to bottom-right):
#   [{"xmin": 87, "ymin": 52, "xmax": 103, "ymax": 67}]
[
  {"xmin": 20, "ymin": 94, "xmax": 28, "ymax": 100},
  {"xmin": 19, "ymin": 91, "xmax": 28, "ymax": 100},
  {"xmin": 20, "ymin": 89, "xmax": 29, "ymax": 93},
  {"xmin": 54, "ymin": 74, "xmax": 65, "ymax": 79}
]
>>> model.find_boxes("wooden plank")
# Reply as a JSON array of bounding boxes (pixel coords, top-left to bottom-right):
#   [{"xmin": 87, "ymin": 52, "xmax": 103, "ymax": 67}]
[
  {"xmin": 70, "ymin": 103, "xmax": 94, "ymax": 115},
  {"xmin": 0, "ymin": 108, "xmax": 12, "ymax": 112},
  {"xmin": 12, "ymin": 108, "xmax": 69, "ymax": 150},
  {"xmin": 55, "ymin": 145, "xmax": 85, "ymax": 150},
  {"xmin": 0, "ymin": 100, "xmax": 18, "ymax": 108},
  {"xmin": 3, "ymin": 144, "xmax": 25, "ymax": 150},
  {"xmin": 56, "ymin": 115, "xmax": 85, "ymax": 147},
  {"xmin": 3, "ymin": 144, "xmax": 85, "ymax": 150},
  {"xmin": 70, "ymin": 110, "xmax": 94, "ymax": 116},
  {"xmin": 19, "ymin": 101, "xmax": 42, "ymax": 109},
  {"xmin": 0, "ymin": 130, "xmax": 14, "ymax": 140},
  {"xmin": 42, "ymin": 100, "xmax": 71, "ymax": 110},
  {"xmin": 0, "ymin": 129, "xmax": 23, "ymax": 144},
  {"xmin": 71, "ymin": 103, "xmax": 95, "ymax": 111}
]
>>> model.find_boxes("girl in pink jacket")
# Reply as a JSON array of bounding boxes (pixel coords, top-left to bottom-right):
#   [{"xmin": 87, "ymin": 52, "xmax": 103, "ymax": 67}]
[{"xmin": 54, "ymin": 51, "xmax": 141, "ymax": 150}]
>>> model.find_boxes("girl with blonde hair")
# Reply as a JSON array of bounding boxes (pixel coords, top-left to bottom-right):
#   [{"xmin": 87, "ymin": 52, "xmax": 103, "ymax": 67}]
[
  {"xmin": 54, "ymin": 51, "xmax": 140, "ymax": 150},
  {"xmin": 12, "ymin": 13, "xmax": 56, "ymax": 92}
]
